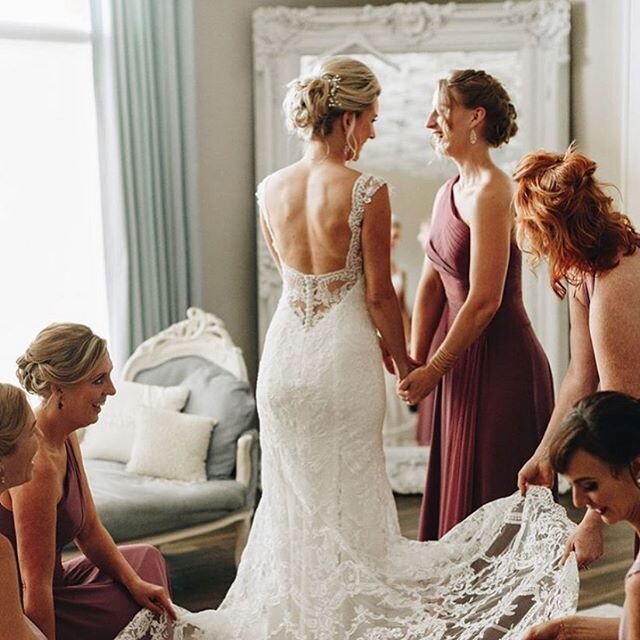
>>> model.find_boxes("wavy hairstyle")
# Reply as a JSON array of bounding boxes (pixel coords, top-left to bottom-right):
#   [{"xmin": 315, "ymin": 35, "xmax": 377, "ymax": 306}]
[
  {"xmin": 513, "ymin": 145, "xmax": 640, "ymax": 298},
  {"xmin": 436, "ymin": 69, "xmax": 518, "ymax": 148},
  {"xmin": 283, "ymin": 56, "xmax": 380, "ymax": 161}
]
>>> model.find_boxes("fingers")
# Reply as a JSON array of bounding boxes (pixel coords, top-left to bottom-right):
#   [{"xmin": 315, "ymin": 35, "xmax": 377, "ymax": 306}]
[
  {"xmin": 157, "ymin": 591, "xmax": 177, "ymax": 620},
  {"xmin": 517, "ymin": 472, "xmax": 527, "ymax": 496},
  {"xmin": 560, "ymin": 543, "xmax": 573, "ymax": 566}
]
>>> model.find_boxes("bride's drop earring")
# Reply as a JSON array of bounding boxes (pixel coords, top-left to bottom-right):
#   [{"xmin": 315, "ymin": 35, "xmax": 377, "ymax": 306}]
[{"xmin": 469, "ymin": 128, "xmax": 477, "ymax": 144}]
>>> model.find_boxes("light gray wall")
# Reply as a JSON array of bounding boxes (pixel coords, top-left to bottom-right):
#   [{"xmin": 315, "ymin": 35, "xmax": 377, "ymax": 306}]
[{"xmin": 193, "ymin": 0, "xmax": 634, "ymax": 383}]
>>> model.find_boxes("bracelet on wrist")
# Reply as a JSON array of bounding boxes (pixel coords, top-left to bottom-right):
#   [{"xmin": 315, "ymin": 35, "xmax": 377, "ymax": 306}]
[{"xmin": 427, "ymin": 346, "xmax": 458, "ymax": 376}]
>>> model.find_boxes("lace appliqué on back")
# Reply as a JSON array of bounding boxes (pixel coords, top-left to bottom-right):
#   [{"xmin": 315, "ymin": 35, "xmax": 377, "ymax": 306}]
[{"xmin": 257, "ymin": 174, "xmax": 386, "ymax": 329}]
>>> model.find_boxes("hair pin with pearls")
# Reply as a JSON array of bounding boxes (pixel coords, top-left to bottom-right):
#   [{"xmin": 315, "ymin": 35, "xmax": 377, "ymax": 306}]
[{"xmin": 326, "ymin": 74, "xmax": 342, "ymax": 108}]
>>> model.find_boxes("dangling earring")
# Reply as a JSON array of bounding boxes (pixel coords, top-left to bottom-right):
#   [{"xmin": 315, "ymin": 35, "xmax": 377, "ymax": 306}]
[
  {"xmin": 0, "ymin": 461, "xmax": 6, "ymax": 485},
  {"xmin": 469, "ymin": 128, "xmax": 478, "ymax": 144}
]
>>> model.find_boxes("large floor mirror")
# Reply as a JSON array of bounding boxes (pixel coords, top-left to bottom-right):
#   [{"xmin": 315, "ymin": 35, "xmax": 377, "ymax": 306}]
[{"xmin": 253, "ymin": 0, "xmax": 571, "ymax": 492}]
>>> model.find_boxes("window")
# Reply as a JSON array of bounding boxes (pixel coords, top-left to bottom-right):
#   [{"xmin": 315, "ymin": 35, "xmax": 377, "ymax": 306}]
[{"xmin": 0, "ymin": 0, "xmax": 109, "ymax": 384}]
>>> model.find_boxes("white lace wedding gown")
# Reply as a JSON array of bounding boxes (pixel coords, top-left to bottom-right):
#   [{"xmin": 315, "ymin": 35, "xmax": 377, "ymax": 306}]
[{"xmin": 116, "ymin": 174, "xmax": 578, "ymax": 640}]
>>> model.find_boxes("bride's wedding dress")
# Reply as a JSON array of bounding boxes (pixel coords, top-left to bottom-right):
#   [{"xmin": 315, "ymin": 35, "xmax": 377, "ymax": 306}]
[{"xmin": 116, "ymin": 174, "xmax": 578, "ymax": 640}]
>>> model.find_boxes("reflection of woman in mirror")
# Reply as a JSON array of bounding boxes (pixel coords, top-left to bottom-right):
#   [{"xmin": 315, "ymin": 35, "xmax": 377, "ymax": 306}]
[
  {"xmin": 398, "ymin": 70, "xmax": 554, "ymax": 540},
  {"xmin": 523, "ymin": 392, "xmax": 640, "ymax": 640},
  {"xmin": 0, "ymin": 383, "xmax": 45, "ymax": 639},
  {"xmin": 514, "ymin": 146, "xmax": 640, "ymax": 569},
  {"xmin": 383, "ymin": 216, "xmax": 417, "ymax": 447},
  {"xmin": 390, "ymin": 216, "xmax": 412, "ymax": 340}
]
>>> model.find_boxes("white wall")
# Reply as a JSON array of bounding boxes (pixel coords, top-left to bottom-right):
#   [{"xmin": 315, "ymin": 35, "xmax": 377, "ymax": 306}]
[{"xmin": 193, "ymin": 0, "xmax": 639, "ymax": 381}]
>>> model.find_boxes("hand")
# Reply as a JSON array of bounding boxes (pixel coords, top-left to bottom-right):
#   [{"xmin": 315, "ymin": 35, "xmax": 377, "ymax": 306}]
[
  {"xmin": 378, "ymin": 337, "xmax": 395, "ymax": 375},
  {"xmin": 561, "ymin": 509, "xmax": 604, "ymax": 568},
  {"xmin": 397, "ymin": 355, "xmax": 423, "ymax": 381},
  {"xmin": 517, "ymin": 451, "xmax": 554, "ymax": 495},
  {"xmin": 397, "ymin": 365, "xmax": 440, "ymax": 405},
  {"xmin": 521, "ymin": 618, "xmax": 566, "ymax": 640},
  {"xmin": 127, "ymin": 577, "xmax": 177, "ymax": 621}
]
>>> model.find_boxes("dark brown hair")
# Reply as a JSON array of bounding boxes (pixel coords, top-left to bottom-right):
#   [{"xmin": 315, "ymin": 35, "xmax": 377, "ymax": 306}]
[
  {"xmin": 438, "ymin": 69, "xmax": 518, "ymax": 147},
  {"xmin": 549, "ymin": 391, "xmax": 640, "ymax": 475},
  {"xmin": 513, "ymin": 145, "xmax": 640, "ymax": 298}
]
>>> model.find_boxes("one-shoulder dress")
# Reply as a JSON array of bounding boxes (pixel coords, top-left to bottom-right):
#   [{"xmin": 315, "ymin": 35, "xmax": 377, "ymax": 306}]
[
  {"xmin": 418, "ymin": 176, "xmax": 554, "ymax": 540},
  {"xmin": 0, "ymin": 439, "xmax": 170, "ymax": 640}
]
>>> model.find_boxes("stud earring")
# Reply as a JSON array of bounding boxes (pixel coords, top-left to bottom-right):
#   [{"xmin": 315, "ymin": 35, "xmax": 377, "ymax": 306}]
[{"xmin": 469, "ymin": 128, "xmax": 478, "ymax": 144}]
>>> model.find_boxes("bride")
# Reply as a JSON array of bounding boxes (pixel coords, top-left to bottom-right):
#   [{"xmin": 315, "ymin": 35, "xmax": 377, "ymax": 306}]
[{"xmin": 117, "ymin": 57, "xmax": 577, "ymax": 640}]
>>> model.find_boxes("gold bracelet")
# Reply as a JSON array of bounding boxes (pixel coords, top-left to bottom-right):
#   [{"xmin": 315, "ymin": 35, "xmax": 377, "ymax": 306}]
[{"xmin": 427, "ymin": 346, "xmax": 458, "ymax": 377}]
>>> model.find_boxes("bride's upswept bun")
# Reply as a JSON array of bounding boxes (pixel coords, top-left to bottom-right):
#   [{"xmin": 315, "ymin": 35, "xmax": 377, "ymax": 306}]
[
  {"xmin": 16, "ymin": 323, "xmax": 107, "ymax": 399},
  {"xmin": 283, "ymin": 56, "xmax": 380, "ymax": 141}
]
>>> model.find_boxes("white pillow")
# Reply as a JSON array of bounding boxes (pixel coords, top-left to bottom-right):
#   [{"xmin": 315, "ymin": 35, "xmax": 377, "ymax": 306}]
[
  {"xmin": 81, "ymin": 380, "xmax": 190, "ymax": 463},
  {"xmin": 126, "ymin": 406, "xmax": 215, "ymax": 482}
]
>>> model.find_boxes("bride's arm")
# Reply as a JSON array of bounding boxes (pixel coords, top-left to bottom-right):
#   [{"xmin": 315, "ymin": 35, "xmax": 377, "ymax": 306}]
[{"xmin": 361, "ymin": 184, "xmax": 411, "ymax": 379}]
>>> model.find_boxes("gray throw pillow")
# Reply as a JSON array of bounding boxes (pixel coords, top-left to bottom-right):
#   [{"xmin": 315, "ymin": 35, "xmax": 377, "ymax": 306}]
[
  {"xmin": 134, "ymin": 357, "xmax": 256, "ymax": 479},
  {"xmin": 180, "ymin": 366, "xmax": 256, "ymax": 479}
]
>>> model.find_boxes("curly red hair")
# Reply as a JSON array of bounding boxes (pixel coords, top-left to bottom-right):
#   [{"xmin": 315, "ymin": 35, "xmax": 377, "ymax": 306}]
[{"xmin": 513, "ymin": 145, "xmax": 640, "ymax": 298}]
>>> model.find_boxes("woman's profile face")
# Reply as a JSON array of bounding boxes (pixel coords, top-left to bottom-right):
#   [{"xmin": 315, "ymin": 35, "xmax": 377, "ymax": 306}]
[
  {"xmin": 353, "ymin": 99, "xmax": 379, "ymax": 150},
  {"xmin": 59, "ymin": 352, "xmax": 116, "ymax": 429},
  {"xmin": 2, "ymin": 407, "xmax": 39, "ymax": 487},
  {"xmin": 565, "ymin": 448, "xmax": 640, "ymax": 526},
  {"xmin": 426, "ymin": 87, "xmax": 475, "ymax": 156}
]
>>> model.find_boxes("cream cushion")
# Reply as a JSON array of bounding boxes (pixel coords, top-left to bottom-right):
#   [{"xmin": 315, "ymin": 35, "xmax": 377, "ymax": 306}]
[
  {"xmin": 81, "ymin": 380, "xmax": 190, "ymax": 463},
  {"xmin": 126, "ymin": 406, "xmax": 215, "ymax": 482}
]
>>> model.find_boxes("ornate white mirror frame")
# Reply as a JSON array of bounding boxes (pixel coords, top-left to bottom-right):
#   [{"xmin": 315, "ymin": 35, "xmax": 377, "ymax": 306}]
[{"xmin": 252, "ymin": 0, "xmax": 571, "ymax": 387}]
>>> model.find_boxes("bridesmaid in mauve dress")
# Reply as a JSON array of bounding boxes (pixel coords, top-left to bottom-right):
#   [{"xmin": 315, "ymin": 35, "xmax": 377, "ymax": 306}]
[
  {"xmin": 398, "ymin": 70, "xmax": 553, "ymax": 540},
  {"xmin": 2, "ymin": 323, "xmax": 175, "ymax": 640},
  {"xmin": 513, "ymin": 146, "xmax": 640, "ymax": 571},
  {"xmin": 0, "ymin": 383, "xmax": 45, "ymax": 640}
]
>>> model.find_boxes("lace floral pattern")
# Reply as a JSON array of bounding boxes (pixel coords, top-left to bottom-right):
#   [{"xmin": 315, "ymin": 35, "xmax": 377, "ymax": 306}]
[{"xmin": 117, "ymin": 171, "xmax": 578, "ymax": 639}]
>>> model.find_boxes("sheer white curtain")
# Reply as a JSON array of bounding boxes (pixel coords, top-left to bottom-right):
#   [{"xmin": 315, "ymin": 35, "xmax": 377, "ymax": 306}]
[{"xmin": 0, "ymin": 0, "xmax": 109, "ymax": 385}]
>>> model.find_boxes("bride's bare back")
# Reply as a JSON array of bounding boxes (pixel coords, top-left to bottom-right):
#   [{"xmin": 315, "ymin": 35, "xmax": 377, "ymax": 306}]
[{"xmin": 260, "ymin": 161, "xmax": 365, "ymax": 274}]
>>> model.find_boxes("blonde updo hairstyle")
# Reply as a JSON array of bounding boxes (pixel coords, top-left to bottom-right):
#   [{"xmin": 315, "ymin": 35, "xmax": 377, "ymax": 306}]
[
  {"xmin": 16, "ymin": 323, "xmax": 107, "ymax": 399},
  {"xmin": 283, "ymin": 56, "xmax": 380, "ymax": 161},
  {"xmin": 0, "ymin": 383, "xmax": 31, "ymax": 457},
  {"xmin": 437, "ymin": 69, "xmax": 518, "ymax": 147},
  {"xmin": 513, "ymin": 144, "xmax": 640, "ymax": 298}
]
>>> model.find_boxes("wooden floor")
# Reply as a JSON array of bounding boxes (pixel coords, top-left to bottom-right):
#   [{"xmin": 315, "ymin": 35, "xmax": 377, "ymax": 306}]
[{"xmin": 163, "ymin": 493, "xmax": 632, "ymax": 612}]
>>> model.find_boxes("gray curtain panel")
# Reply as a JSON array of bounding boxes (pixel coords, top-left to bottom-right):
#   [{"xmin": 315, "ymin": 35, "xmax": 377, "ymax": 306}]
[{"xmin": 90, "ymin": 0, "xmax": 201, "ymax": 370}]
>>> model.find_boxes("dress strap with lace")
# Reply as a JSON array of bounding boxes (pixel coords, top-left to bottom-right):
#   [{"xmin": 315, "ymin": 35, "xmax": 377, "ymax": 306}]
[{"xmin": 256, "ymin": 173, "xmax": 387, "ymax": 329}]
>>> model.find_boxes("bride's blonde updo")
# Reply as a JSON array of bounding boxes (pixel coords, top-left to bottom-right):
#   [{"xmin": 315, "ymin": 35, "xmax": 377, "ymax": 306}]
[
  {"xmin": 283, "ymin": 56, "xmax": 380, "ymax": 150},
  {"xmin": 16, "ymin": 323, "xmax": 107, "ymax": 399}
]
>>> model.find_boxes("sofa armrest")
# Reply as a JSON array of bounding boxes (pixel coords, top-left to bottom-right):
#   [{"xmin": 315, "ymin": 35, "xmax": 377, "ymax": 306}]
[{"xmin": 235, "ymin": 429, "xmax": 259, "ymax": 508}]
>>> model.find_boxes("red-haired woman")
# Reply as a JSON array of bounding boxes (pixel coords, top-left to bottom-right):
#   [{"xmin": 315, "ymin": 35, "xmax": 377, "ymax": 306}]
[{"xmin": 514, "ymin": 145, "xmax": 640, "ymax": 569}]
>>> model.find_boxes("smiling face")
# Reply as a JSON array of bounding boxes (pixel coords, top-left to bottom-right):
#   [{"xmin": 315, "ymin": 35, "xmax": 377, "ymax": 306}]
[
  {"xmin": 2, "ymin": 406, "xmax": 39, "ymax": 488},
  {"xmin": 426, "ymin": 85, "xmax": 478, "ymax": 157},
  {"xmin": 565, "ymin": 448, "xmax": 640, "ymax": 526},
  {"xmin": 356, "ymin": 99, "xmax": 378, "ymax": 145},
  {"xmin": 59, "ymin": 352, "xmax": 116, "ymax": 428}
]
